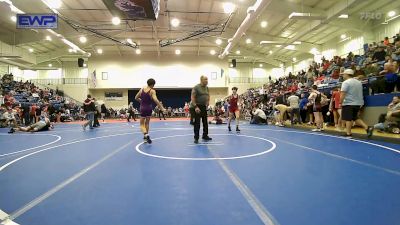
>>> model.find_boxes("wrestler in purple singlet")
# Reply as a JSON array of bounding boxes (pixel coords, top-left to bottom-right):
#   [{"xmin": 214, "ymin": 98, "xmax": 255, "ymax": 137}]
[{"xmin": 140, "ymin": 88, "xmax": 153, "ymax": 117}]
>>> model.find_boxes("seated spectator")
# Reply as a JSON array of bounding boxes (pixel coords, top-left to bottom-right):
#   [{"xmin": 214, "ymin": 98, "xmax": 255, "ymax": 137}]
[
  {"xmin": 9, "ymin": 116, "xmax": 53, "ymax": 133},
  {"xmin": 383, "ymin": 37, "xmax": 390, "ymax": 46},
  {"xmin": 372, "ymin": 47, "xmax": 386, "ymax": 62},
  {"xmin": 3, "ymin": 107, "xmax": 17, "ymax": 128},
  {"xmin": 250, "ymin": 106, "xmax": 267, "ymax": 125},
  {"xmin": 381, "ymin": 62, "xmax": 398, "ymax": 93},
  {"xmin": 374, "ymin": 96, "xmax": 400, "ymax": 132}
]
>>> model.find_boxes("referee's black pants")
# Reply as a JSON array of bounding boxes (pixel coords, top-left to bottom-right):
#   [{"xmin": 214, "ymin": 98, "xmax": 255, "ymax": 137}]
[{"xmin": 193, "ymin": 105, "xmax": 208, "ymax": 140}]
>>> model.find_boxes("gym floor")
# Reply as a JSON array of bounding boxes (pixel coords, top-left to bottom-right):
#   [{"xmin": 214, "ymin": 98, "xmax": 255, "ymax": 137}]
[{"xmin": 1, "ymin": 120, "xmax": 399, "ymax": 225}]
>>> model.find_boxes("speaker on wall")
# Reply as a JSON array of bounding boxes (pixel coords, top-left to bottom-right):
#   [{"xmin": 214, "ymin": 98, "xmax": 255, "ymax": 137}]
[
  {"xmin": 78, "ymin": 58, "xmax": 84, "ymax": 67},
  {"xmin": 232, "ymin": 59, "xmax": 237, "ymax": 68}
]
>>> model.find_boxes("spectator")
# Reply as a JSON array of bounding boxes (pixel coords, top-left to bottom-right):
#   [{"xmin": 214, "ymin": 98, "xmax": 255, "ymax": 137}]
[
  {"xmin": 82, "ymin": 94, "xmax": 95, "ymax": 130},
  {"xmin": 127, "ymin": 102, "xmax": 136, "ymax": 122},
  {"xmin": 329, "ymin": 87, "xmax": 342, "ymax": 131},
  {"xmin": 250, "ymin": 106, "xmax": 267, "ymax": 124},
  {"xmin": 372, "ymin": 47, "xmax": 386, "ymax": 62},
  {"xmin": 93, "ymin": 98, "xmax": 100, "ymax": 127},
  {"xmin": 30, "ymin": 103, "xmax": 37, "ymax": 124},
  {"xmin": 274, "ymin": 104, "xmax": 291, "ymax": 127},
  {"xmin": 381, "ymin": 62, "xmax": 398, "ymax": 93},
  {"xmin": 9, "ymin": 116, "xmax": 53, "ymax": 133},
  {"xmin": 374, "ymin": 96, "xmax": 400, "ymax": 132},
  {"xmin": 4, "ymin": 107, "xmax": 17, "ymax": 128},
  {"xmin": 383, "ymin": 37, "xmax": 390, "ymax": 46},
  {"xmin": 308, "ymin": 85, "xmax": 327, "ymax": 132},
  {"xmin": 299, "ymin": 93, "xmax": 309, "ymax": 123},
  {"xmin": 287, "ymin": 92, "xmax": 301, "ymax": 124},
  {"xmin": 340, "ymin": 69, "xmax": 373, "ymax": 138}
]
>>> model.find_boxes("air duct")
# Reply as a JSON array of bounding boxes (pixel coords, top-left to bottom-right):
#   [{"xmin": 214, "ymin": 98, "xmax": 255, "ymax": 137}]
[
  {"xmin": 288, "ymin": 12, "xmax": 326, "ymax": 20},
  {"xmin": 219, "ymin": 0, "xmax": 273, "ymax": 59}
]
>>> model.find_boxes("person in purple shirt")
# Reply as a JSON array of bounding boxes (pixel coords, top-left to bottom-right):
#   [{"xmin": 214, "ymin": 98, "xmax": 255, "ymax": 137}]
[{"xmin": 135, "ymin": 78, "xmax": 166, "ymax": 144}]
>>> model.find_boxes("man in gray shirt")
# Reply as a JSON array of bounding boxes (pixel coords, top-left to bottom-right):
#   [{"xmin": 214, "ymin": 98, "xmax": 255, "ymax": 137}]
[
  {"xmin": 287, "ymin": 92, "xmax": 301, "ymax": 124},
  {"xmin": 340, "ymin": 69, "xmax": 373, "ymax": 138},
  {"xmin": 191, "ymin": 75, "xmax": 212, "ymax": 144}
]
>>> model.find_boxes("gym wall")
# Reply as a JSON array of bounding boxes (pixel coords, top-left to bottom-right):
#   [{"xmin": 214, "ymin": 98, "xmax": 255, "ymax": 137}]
[{"xmin": 88, "ymin": 55, "xmax": 228, "ymax": 89}]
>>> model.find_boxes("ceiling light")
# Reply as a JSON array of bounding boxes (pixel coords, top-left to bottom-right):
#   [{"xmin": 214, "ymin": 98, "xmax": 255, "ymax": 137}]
[
  {"xmin": 175, "ymin": 49, "xmax": 181, "ymax": 55},
  {"xmin": 310, "ymin": 47, "xmax": 319, "ymax": 54},
  {"xmin": 127, "ymin": 38, "xmax": 133, "ymax": 44},
  {"xmin": 216, "ymin": 38, "xmax": 223, "ymax": 45},
  {"xmin": 45, "ymin": 35, "xmax": 52, "ymax": 41},
  {"xmin": 28, "ymin": 48, "xmax": 34, "ymax": 53},
  {"xmin": 79, "ymin": 36, "xmax": 87, "ymax": 43},
  {"xmin": 236, "ymin": 50, "xmax": 240, "ymax": 54},
  {"xmin": 230, "ymin": 63, "xmax": 233, "ymax": 67},
  {"xmin": 72, "ymin": 49, "xmax": 77, "ymax": 53},
  {"xmin": 285, "ymin": 45, "xmax": 295, "ymax": 50},
  {"xmin": 280, "ymin": 63, "xmax": 283, "ymax": 67},
  {"xmin": 210, "ymin": 49, "xmax": 216, "ymax": 55},
  {"xmin": 269, "ymin": 50, "xmax": 273, "ymax": 54},
  {"xmin": 83, "ymin": 63, "xmax": 87, "ymax": 67},
  {"xmin": 293, "ymin": 41, "xmax": 302, "ymax": 45},
  {"xmin": 338, "ymin": 14, "xmax": 349, "ymax": 19},
  {"xmin": 43, "ymin": 0, "xmax": 62, "ymax": 9},
  {"xmin": 259, "ymin": 64, "xmax": 263, "ymax": 68},
  {"xmin": 246, "ymin": 38, "xmax": 252, "ymax": 44},
  {"xmin": 135, "ymin": 49, "xmax": 141, "ymax": 54},
  {"xmin": 112, "ymin": 17, "xmax": 121, "ymax": 25},
  {"xmin": 275, "ymin": 45, "xmax": 281, "ymax": 47},
  {"xmin": 10, "ymin": 16, "xmax": 16, "ymax": 22},
  {"xmin": 340, "ymin": 34, "xmax": 346, "ymax": 39},
  {"xmin": 388, "ymin": 11, "xmax": 396, "ymax": 17},
  {"xmin": 171, "ymin": 18, "xmax": 180, "ymax": 27},
  {"xmin": 97, "ymin": 49, "xmax": 103, "ymax": 54},
  {"xmin": 260, "ymin": 21, "xmax": 268, "ymax": 28},
  {"xmin": 68, "ymin": 48, "xmax": 73, "ymax": 53},
  {"xmin": 48, "ymin": 63, "xmax": 52, "ymax": 67},
  {"xmin": 293, "ymin": 57, "xmax": 296, "ymax": 61},
  {"xmin": 223, "ymin": 2, "xmax": 236, "ymax": 14}
]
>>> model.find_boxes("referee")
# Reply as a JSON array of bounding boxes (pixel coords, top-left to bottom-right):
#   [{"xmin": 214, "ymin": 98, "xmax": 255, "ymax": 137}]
[{"xmin": 191, "ymin": 75, "xmax": 212, "ymax": 144}]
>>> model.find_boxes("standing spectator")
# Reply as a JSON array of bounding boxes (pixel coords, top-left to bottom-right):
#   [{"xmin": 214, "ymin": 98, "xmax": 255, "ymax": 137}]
[
  {"xmin": 93, "ymin": 98, "xmax": 100, "ymax": 127},
  {"xmin": 287, "ymin": 92, "xmax": 301, "ymax": 124},
  {"xmin": 30, "ymin": 103, "xmax": 37, "ymax": 124},
  {"xmin": 127, "ymin": 102, "xmax": 136, "ymax": 122},
  {"xmin": 340, "ymin": 69, "xmax": 373, "ymax": 138},
  {"xmin": 100, "ymin": 103, "xmax": 107, "ymax": 122},
  {"xmin": 299, "ymin": 93, "xmax": 309, "ymax": 123},
  {"xmin": 329, "ymin": 87, "xmax": 342, "ymax": 131},
  {"xmin": 155, "ymin": 103, "xmax": 166, "ymax": 120},
  {"xmin": 191, "ymin": 75, "xmax": 212, "ymax": 144},
  {"xmin": 184, "ymin": 102, "xmax": 190, "ymax": 118},
  {"xmin": 308, "ymin": 85, "xmax": 326, "ymax": 132},
  {"xmin": 82, "ymin": 94, "xmax": 95, "ymax": 130}
]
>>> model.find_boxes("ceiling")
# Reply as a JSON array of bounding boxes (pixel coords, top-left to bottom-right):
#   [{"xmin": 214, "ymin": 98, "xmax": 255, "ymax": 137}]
[{"xmin": 0, "ymin": 0, "xmax": 399, "ymax": 67}]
